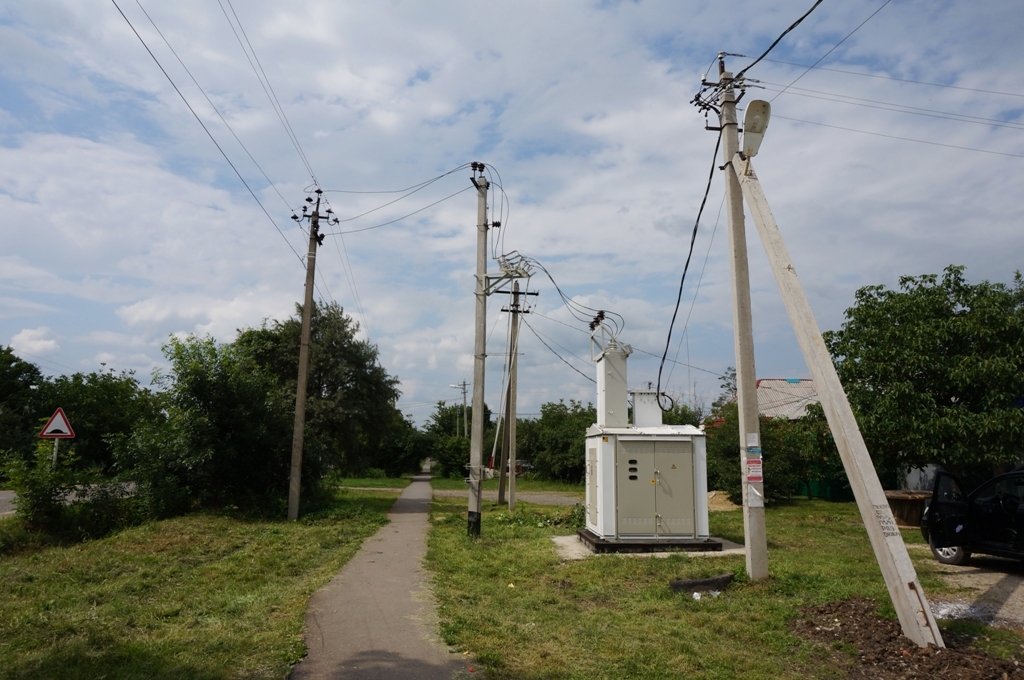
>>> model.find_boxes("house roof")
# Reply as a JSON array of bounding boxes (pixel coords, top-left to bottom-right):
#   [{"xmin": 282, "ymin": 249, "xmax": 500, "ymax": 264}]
[{"xmin": 756, "ymin": 378, "xmax": 819, "ymax": 420}]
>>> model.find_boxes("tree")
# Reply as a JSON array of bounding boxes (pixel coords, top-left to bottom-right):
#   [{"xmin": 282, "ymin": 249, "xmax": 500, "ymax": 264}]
[
  {"xmin": 115, "ymin": 336, "xmax": 293, "ymax": 513},
  {"xmin": 33, "ymin": 369, "xmax": 162, "ymax": 474},
  {"xmin": 424, "ymin": 401, "xmax": 492, "ymax": 479},
  {"xmin": 824, "ymin": 266, "xmax": 1024, "ymax": 483},
  {"xmin": 235, "ymin": 301, "xmax": 402, "ymax": 476},
  {"xmin": 0, "ymin": 346, "xmax": 43, "ymax": 464},
  {"xmin": 531, "ymin": 400, "xmax": 596, "ymax": 483}
]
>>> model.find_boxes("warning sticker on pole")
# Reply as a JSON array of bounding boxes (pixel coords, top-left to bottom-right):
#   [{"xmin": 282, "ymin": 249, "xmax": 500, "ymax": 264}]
[{"xmin": 746, "ymin": 460, "xmax": 763, "ymax": 483}]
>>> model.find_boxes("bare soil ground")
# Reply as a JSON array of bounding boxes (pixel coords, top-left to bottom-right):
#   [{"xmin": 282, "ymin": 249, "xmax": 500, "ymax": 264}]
[
  {"xmin": 792, "ymin": 597, "xmax": 1024, "ymax": 679},
  {"xmin": 923, "ymin": 552, "xmax": 1024, "ymax": 630}
]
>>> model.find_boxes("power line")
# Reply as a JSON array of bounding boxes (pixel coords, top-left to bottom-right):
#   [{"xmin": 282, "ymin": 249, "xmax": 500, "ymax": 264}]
[
  {"xmin": 529, "ymin": 310, "xmax": 721, "ymax": 377},
  {"xmin": 331, "ymin": 166, "xmax": 470, "ymax": 223},
  {"xmin": 217, "ymin": 0, "xmax": 318, "ymax": 186},
  {"xmin": 656, "ymin": 130, "xmax": 721, "ymax": 404},
  {"xmin": 773, "ymin": 114, "xmax": 1024, "ymax": 159},
  {"xmin": 521, "ymin": 316, "xmax": 595, "ymax": 384},
  {"xmin": 321, "ymin": 186, "xmax": 474, "ymax": 236},
  {"xmin": 111, "ymin": 0, "xmax": 305, "ymax": 266},
  {"xmin": 761, "ymin": 58, "xmax": 1024, "ymax": 100},
  {"xmin": 736, "ymin": 0, "xmax": 826, "ymax": 79},
  {"xmin": 769, "ymin": 0, "xmax": 892, "ymax": 102},
  {"xmin": 756, "ymin": 82, "xmax": 1024, "ymax": 131},
  {"xmin": 133, "ymin": 0, "xmax": 294, "ymax": 213},
  {"xmin": 667, "ymin": 193, "xmax": 726, "ymax": 388}
]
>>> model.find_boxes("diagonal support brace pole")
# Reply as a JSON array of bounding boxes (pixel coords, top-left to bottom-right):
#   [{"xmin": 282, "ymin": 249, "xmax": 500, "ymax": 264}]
[{"xmin": 731, "ymin": 154, "xmax": 944, "ymax": 649}]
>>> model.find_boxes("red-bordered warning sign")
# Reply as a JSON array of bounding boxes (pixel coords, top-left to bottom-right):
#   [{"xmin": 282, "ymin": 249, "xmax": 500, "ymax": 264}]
[{"xmin": 39, "ymin": 407, "xmax": 75, "ymax": 439}]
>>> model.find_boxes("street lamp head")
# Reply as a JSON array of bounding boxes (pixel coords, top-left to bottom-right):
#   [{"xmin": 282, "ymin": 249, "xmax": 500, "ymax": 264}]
[{"xmin": 742, "ymin": 100, "xmax": 771, "ymax": 158}]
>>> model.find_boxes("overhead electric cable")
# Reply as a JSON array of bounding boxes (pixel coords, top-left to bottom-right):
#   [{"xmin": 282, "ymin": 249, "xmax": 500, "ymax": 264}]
[
  {"xmin": 323, "ymin": 165, "xmax": 473, "ymax": 194},
  {"xmin": 761, "ymin": 58, "xmax": 1024, "ymax": 100},
  {"xmin": 756, "ymin": 82, "xmax": 1024, "ymax": 130},
  {"xmin": 769, "ymin": 0, "xmax": 892, "ymax": 102},
  {"xmin": 773, "ymin": 115, "xmax": 1024, "ymax": 159},
  {"xmin": 322, "ymin": 186, "xmax": 475, "ymax": 235},
  {"xmin": 735, "ymin": 0, "xmax": 826, "ymax": 79},
  {"xmin": 133, "ymin": 0, "xmax": 294, "ymax": 213},
  {"xmin": 111, "ymin": 0, "xmax": 304, "ymax": 266},
  {"xmin": 216, "ymin": 0, "xmax": 318, "ymax": 185},
  {"xmin": 666, "ymin": 193, "xmax": 726, "ymax": 388},
  {"xmin": 656, "ymin": 131, "xmax": 721, "ymax": 404},
  {"xmin": 521, "ymin": 317, "xmax": 595, "ymax": 384},
  {"xmin": 530, "ymin": 310, "xmax": 720, "ymax": 376}
]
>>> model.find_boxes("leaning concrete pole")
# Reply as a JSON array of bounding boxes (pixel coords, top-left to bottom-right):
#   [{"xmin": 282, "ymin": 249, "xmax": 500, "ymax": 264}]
[
  {"xmin": 467, "ymin": 168, "xmax": 489, "ymax": 537},
  {"xmin": 720, "ymin": 68, "xmax": 769, "ymax": 580},
  {"xmin": 288, "ymin": 197, "xmax": 321, "ymax": 521},
  {"xmin": 733, "ymin": 154, "xmax": 944, "ymax": 648}
]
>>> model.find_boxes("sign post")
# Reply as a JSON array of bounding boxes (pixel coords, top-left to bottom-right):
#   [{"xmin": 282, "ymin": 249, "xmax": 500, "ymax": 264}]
[{"xmin": 39, "ymin": 407, "xmax": 75, "ymax": 470}]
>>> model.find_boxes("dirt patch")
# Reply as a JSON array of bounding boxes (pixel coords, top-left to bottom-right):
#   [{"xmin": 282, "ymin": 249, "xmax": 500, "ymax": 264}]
[
  {"xmin": 792, "ymin": 597, "xmax": 1023, "ymax": 679},
  {"xmin": 707, "ymin": 490, "xmax": 740, "ymax": 511}
]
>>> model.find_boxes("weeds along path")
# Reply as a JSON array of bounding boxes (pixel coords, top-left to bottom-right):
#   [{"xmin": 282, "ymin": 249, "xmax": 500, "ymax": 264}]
[{"xmin": 292, "ymin": 469, "xmax": 469, "ymax": 680}]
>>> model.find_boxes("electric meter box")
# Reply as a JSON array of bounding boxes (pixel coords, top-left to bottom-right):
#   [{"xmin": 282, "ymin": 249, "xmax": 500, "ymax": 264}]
[{"xmin": 584, "ymin": 414, "xmax": 710, "ymax": 541}]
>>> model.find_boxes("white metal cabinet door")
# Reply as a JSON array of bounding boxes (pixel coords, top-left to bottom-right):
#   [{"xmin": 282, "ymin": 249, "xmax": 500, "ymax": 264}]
[
  {"xmin": 655, "ymin": 440, "xmax": 695, "ymax": 536},
  {"xmin": 616, "ymin": 440, "xmax": 655, "ymax": 536}
]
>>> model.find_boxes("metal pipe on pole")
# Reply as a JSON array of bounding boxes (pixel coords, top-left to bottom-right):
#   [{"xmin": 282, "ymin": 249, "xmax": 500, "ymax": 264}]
[
  {"xmin": 288, "ymin": 194, "xmax": 322, "ymax": 522},
  {"xmin": 468, "ymin": 167, "xmax": 489, "ymax": 537},
  {"xmin": 732, "ymin": 154, "xmax": 944, "ymax": 648},
  {"xmin": 719, "ymin": 66, "xmax": 769, "ymax": 580}
]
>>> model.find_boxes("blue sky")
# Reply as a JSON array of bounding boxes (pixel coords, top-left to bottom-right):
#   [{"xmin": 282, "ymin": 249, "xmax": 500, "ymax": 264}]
[{"xmin": 2, "ymin": 0, "xmax": 1023, "ymax": 423}]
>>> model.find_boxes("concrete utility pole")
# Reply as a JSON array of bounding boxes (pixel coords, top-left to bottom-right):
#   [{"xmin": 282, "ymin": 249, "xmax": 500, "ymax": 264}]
[
  {"xmin": 732, "ymin": 154, "xmax": 944, "ymax": 648},
  {"xmin": 288, "ymin": 190, "xmax": 328, "ymax": 521},
  {"xmin": 719, "ymin": 64, "xmax": 770, "ymax": 580},
  {"xmin": 496, "ymin": 281, "xmax": 537, "ymax": 509},
  {"xmin": 450, "ymin": 381, "xmax": 469, "ymax": 438},
  {"xmin": 467, "ymin": 165, "xmax": 489, "ymax": 537}
]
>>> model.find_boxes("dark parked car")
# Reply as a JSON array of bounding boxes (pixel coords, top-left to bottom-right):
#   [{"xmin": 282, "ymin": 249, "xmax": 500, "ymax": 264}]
[{"xmin": 921, "ymin": 466, "xmax": 1024, "ymax": 565}]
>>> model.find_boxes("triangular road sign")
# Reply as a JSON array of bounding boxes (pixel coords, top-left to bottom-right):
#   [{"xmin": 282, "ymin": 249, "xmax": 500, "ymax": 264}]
[{"xmin": 40, "ymin": 407, "xmax": 75, "ymax": 439}]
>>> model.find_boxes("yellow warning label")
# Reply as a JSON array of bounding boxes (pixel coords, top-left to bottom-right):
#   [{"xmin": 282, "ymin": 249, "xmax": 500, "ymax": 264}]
[
  {"xmin": 650, "ymin": 479, "xmax": 656, "ymax": 484},
  {"xmin": 671, "ymin": 464, "xmax": 677, "ymax": 469}
]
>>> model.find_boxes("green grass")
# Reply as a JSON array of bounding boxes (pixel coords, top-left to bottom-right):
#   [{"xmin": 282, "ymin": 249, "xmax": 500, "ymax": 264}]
[
  {"xmin": 0, "ymin": 488, "xmax": 398, "ymax": 680},
  {"xmin": 334, "ymin": 477, "xmax": 412, "ymax": 489},
  {"xmin": 428, "ymin": 476, "xmax": 584, "ymax": 493},
  {"xmin": 425, "ymin": 497, "xmax": 1023, "ymax": 679}
]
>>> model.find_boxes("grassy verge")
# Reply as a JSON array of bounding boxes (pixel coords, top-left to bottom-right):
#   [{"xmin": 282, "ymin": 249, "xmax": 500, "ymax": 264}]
[
  {"xmin": 426, "ymin": 497, "xmax": 1022, "ymax": 679},
  {"xmin": 334, "ymin": 477, "xmax": 412, "ymax": 489},
  {"xmin": 428, "ymin": 476, "xmax": 584, "ymax": 493},
  {"xmin": 0, "ymin": 488, "xmax": 398, "ymax": 680}
]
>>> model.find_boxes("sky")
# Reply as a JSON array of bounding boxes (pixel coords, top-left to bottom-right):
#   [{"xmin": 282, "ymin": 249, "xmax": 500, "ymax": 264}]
[{"xmin": 2, "ymin": 0, "xmax": 1023, "ymax": 425}]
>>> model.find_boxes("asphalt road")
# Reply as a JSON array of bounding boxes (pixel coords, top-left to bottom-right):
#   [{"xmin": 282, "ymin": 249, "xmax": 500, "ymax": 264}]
[{"xmin": 0, "ymin": 489, "xmax": 15, "ymax": 517}]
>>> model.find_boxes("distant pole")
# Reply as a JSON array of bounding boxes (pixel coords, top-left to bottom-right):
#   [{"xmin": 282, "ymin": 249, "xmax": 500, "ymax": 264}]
[
  {"xmin": 719, "ymin": 62, "xmax": 769, "ymax": 579},
  {"xmin": 450, "ymin": 381, "xmax": 469, "ymax": 438},
  {"xmin": 468, "ymin": 164, "xmax": 489, "ymax": 537},
  {"xmin": 288, "ymin": 190, "xmax": 326, "ymax": 521}
]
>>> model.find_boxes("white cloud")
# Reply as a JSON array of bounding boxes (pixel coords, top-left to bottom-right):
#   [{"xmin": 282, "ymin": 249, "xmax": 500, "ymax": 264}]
[
  {"xmin": 0, "ymin": 0, "xmax": 1021, "ymax": 418},
  {"xmin": 10, "ymin": 327, "xmax": 59, "ymax": 355}
]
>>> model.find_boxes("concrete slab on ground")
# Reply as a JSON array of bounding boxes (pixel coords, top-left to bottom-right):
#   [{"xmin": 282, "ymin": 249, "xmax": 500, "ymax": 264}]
[
  {"xmin": 291, "ymin": 472, "xmax": 469, "ymax": 680},
  {"xmin": 551, "ymin": 534, "xmax": 745, "ymax": 561}
]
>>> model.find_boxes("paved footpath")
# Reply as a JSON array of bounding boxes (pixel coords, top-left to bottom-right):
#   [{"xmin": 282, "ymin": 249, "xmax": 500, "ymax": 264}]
[{"xmin": 291, "ymin": 469, "xmax": 468, "ymax": 680}]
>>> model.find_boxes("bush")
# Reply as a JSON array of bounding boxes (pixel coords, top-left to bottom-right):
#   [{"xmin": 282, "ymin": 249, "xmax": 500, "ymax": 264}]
[{"xmin": 431, "ymin": 435, "xmax": 470, "ymax": 479}]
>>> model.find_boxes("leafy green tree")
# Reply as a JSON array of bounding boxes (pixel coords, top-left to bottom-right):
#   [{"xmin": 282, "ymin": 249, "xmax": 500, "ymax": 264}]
[
  {"xmin": 662, "ymin": 401, "xmax": 704, "ymax": 426},
  {"xmin": 116, "ymin": 336, "xmax": 293, "ymax": 512},
  {"xmin": 235, "ymin": 301, "xmax": 402, "ymax": 476},
  {"xmin": 824, "ymin": 266, "xmax": 1024, "ymax": 483},
  {"xmin": 705, "ymin": 402, "xmax": 805, "ymax": 504},
  {"xmin": 0, "ymin": 346, "xmax": 43, "ymax": 466},
  {"xmin": 32, "ymin": 369, "xmax": 162, "ymax": 475},
  {"xmin": 424, "ymin": 401, "xmax": 492, "ymax": 479},
  {"xmin": 531, "ymin": 400, "xmax": 596, "ymax": 483}
]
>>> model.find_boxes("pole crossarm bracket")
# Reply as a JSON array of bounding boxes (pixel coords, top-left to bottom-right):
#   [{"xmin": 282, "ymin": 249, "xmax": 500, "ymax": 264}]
[{"xmin": 483, "ymin": 271, "xmax": 530, "ymax": 296}]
